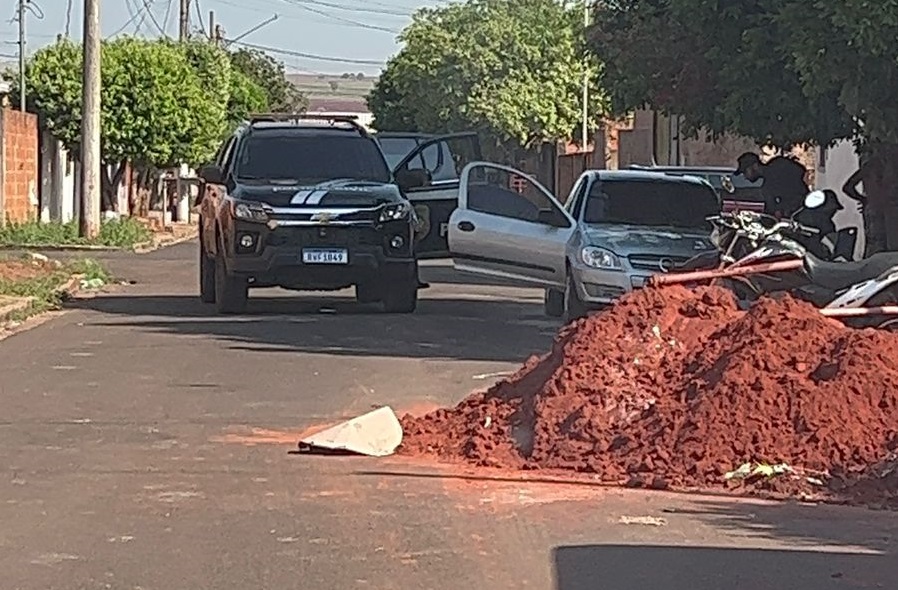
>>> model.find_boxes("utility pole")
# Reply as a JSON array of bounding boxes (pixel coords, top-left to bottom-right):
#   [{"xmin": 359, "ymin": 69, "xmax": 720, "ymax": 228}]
[
  {"xmin": 179, "ymin": 0, "xmax": 191, "ymax": 41},
  {"xmin": 80, "ymin": 0, "xmax": 101, "ymax": 238},
  {"xmin": 17, "ymin": 0, "xmax": 26, "ymax": 111},
  {"xmin": 581, "ymin": 0, "xmax": 589, "ymax": 152},
  {"xmin": 208, "ymin": 11, "xmax": 215, "ymax": 42}
]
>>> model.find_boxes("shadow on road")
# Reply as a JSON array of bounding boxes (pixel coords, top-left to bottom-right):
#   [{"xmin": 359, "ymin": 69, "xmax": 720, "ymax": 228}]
[
  {"xmin": 71, "ymin": 293, "xmax": 557, "ymax": 363},
  {"xmin": 552, "ymin": 544, "xmax": 892, "ymax": 590}
]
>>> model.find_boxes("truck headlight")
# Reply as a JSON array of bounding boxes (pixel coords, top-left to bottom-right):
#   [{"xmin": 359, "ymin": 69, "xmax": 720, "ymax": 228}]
[
  {"xmin": 232, "ymin": 201, "xmax": 269, "ymax": 223},
  {"xmin": 581, "ymin": 246, "xmax": 623, "ymax": 270},
  {"xmin": 379, "ymin": 202, "xmax": 411, "ymax": 222}
]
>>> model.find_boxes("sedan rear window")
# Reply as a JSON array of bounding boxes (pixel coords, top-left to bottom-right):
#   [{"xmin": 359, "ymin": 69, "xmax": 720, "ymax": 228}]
[{"xmin": 583, "ymin": 180, "xmax": 720, "ymax": 230}]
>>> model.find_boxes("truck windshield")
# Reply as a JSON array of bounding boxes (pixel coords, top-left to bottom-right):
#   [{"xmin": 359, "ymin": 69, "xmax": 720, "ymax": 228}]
[
  {"xmin": 583, "ymin": 180, "xmax": 719, "ymax": 230},
  {"xmin": 235, "ymin": 134, "xmax": 391, "ymax": 183}
]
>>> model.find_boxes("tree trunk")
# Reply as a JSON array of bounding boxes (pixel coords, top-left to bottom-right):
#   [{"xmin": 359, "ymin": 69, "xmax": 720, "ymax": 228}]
[{"xmin": 100, "ymin": 161, "xmax": 127, "ymax": 213}]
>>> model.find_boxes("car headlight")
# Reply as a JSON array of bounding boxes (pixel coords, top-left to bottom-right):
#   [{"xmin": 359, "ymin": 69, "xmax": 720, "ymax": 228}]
[
  {"xmin": 581, "ymin": 246, "xmax": 623, "ymax": 270},
  {"xmin": 379, "ymin": 202, "xmax": 412, "ymax": 222},
  {"xmin": 232, "ymin": 201, "xmax": 269, "ymax": 223}
]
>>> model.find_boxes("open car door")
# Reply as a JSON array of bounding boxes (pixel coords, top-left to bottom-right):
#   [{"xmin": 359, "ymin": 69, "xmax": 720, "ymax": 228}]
[
  {"xmin": 391, "ymin": 132, "xmax": 481, "ymax": 258},
  {"xmin": 448, "ymin": 162, "xmax": 576, "ymax": 288}
]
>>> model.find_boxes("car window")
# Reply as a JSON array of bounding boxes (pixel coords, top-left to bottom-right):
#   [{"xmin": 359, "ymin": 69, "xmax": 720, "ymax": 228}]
[
  {"xmin": 565, "ymin": 176, "xmax": 590, "ymax": 217},
  {"xmin": 467, "ymin": 166, "xmax": 558, "ymax": 223},
  {"xmin": 378, "ymin": 137, "xmax": 422, "ymax": 170},
  {"xmin": 584, "ymin": 179, "xmax": 718, "ymax": 230},
  {"xmin": 215, "ymin": 137, "xmax": 236, "ymax": 169},
  {"xmin": 234, "ymin": 134, "xmax": 391, "ymax": 183}
]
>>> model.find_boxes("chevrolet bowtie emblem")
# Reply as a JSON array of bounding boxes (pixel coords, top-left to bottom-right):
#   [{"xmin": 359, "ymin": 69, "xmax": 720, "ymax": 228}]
[{"xmin": 311, "ymin": 211, "xmax": 335, "ymax": 224}]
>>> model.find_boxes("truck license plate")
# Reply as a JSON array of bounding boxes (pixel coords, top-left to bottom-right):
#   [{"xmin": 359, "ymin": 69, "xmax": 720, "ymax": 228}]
[{"xmin": 302, "ymin": 249, "xmax": 348, "ymax": 264}]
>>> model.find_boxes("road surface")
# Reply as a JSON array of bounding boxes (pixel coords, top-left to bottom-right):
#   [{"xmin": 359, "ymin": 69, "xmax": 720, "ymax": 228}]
[{"xmin": 1, "ymin": 243, "xmax": 896, "ymax": 590}]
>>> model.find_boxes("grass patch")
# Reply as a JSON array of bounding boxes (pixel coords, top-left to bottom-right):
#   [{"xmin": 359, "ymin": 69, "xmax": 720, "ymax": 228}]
[
  {"xmin": 0, "ymin": 255, "xmax": 111, "ymax": 319},
  {"xmin": 0, "ymin": 218, "xmax": 152, "ymax": 249}
]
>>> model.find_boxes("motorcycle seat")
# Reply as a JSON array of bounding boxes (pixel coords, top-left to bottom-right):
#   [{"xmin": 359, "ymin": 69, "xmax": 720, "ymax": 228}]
[{"xmin": 803, "ymin": 251, "xmax": 898, "ymax": 291}]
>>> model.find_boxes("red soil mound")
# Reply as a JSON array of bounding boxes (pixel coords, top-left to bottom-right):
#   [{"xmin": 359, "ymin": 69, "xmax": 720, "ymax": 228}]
[{"xmin": 400, "ymin": 286, "xmax": 898, "ymax": 502}]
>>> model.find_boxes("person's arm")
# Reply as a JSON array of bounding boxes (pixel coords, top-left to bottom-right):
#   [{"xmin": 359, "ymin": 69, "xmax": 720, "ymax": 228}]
[{"xmin": 842, "ymin": 166, "xmax": 866, "ymax": 202}]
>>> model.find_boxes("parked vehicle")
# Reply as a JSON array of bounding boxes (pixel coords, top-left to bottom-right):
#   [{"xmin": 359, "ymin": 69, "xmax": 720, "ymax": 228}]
[
  {"xmin": 627, "ymin": 164, "xmax": 765, "ymax": 213},
  {"xmin": 446, "ymin": 164, "xmax": 719, "ymax": 320},
  {"xmin": 196, "ymin": 114, "xmax": 455, "ymax": 314},
  {"xmin": 652, "ymin": 192, "xmax": 898, "ymax": 329},
  {"xmin": 376, "ymin": 131, "xmax": 482, "ymax": 257}
]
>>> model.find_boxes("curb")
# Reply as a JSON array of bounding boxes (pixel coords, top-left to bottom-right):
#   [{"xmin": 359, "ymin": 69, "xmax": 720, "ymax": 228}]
[
  {"xmin": 132, "ymin": 230, "xmax": 198, "ymax": 254},
  {"xmin": 0, "ymin": 296, "xmax": 34, "ymax": 323},
  {"xmin": 0, "ymin": 244, "xmax": 123, "ymax": 252},
  {"xmin": 0, "ymin": 229, "xmax": 198, "ymax": 256}
]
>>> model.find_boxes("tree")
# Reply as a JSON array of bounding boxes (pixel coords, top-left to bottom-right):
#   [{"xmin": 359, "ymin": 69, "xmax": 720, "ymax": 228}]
[
  {"xmin": 588, "ymin": 0, "xmax": 898, "ymax": 248},
  {"xmin": 25, "ymin": 38, "xmax": 225, "ymax": 210},
  {"xmin": 228, "ymin": 48, "xmax": 308, "ymax": 113},
  {"xmin": 367, "ymin": 0, "xmax": 605, "ymax": 151}
]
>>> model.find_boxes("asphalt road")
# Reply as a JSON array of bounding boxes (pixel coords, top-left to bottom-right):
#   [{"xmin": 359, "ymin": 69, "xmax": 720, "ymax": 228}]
[{"xmin": 1, "ymin": 242, "xmax": 897, "ymax": 590}]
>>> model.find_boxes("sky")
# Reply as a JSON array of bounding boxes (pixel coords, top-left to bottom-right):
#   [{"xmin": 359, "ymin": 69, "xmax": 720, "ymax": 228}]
[{"xmin": 0, "ymin": 0, "xmax": 442, "ymax": 76}]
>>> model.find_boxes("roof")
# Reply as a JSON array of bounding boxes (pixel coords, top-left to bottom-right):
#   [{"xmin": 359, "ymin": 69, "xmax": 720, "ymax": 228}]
[
  {"xmin": 376, "ymin": 132, "xmax": 434, "ymax": 139},
  {"xmin": 628, "ymin": 165, "xmax": 736, "ymax": 173},
  {"xmin": 589, "ymin": 169, "xmax": 714, "ymax": 186}
]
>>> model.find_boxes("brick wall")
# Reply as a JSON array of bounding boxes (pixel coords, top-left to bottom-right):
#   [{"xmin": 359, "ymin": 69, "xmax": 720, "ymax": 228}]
[{"xmin": 0, "ymin": 108, "xmax": 39, "ymax": 224}]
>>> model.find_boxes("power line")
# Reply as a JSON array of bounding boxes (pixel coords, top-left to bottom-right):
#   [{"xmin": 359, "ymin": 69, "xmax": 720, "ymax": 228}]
[
  {"xmin": 282, "ymin": 0, "xmax": 408, "ymax": 17},
  {"xmin": 112, "ymin": 1, "xmax": 150, "ymax": 36},
  {"xmin": 281, "ymin": 1, "xmax": 400, "ymax": 33},
  {"xmin": 141, "ymin": 0, "xmax": 168, "ymax": 36},
  {"xmin": 230, "ymin": 40, "xmax": 386, "ymax": 66}
]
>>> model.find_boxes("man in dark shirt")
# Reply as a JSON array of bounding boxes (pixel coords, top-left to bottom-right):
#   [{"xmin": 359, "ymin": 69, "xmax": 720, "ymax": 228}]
[{"xmin": 735, "ymin": 152, "xmax": 810, "ymax": 218}]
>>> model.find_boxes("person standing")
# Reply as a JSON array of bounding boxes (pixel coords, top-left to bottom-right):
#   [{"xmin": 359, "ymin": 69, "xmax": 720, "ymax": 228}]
[
  {"xmin": 842, "ymin": 153, "xmax": 886, "ymax": 256},
  {"xmin": 734, "ymin": 152, "xmax": 810, "ymax": 218}
]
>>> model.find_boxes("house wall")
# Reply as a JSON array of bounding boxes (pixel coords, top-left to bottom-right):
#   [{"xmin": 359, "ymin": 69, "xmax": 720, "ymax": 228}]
[
  {"xmin": 816, "ymin": 140, "xmax": 864, "ymax": 258},
  {"xmin": 0, "ymin": 108, "xmax": 39, "ymax": 224}
]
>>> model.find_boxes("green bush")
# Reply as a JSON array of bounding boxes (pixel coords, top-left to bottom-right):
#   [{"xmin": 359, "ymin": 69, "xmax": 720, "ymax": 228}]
[{"xmin": 0, "ymin": 218, "xmax": 152, "ymax": 248}]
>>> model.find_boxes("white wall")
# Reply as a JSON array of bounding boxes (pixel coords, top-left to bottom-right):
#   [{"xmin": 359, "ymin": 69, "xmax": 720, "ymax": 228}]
[{"xmin": 815, "ymin": 140, "xmax": 865, "ymax": 258}]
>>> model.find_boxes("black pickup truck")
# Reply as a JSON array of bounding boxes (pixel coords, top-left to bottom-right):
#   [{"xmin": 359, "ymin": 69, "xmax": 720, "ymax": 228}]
[{"xmin": 196, "ymin": 115, "xmax": 429, "ymax": 314}]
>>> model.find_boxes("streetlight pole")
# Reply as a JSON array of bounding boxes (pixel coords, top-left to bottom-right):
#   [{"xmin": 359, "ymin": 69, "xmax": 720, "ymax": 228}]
[
  {"xmin": 581, "ymin": 0, "xmax": 589, "ymax": 152},
  {"xmin": 17, "ymin": 0, "xmax": 26, "ymax": 111},
  {"xmin": 80, "ymin": 0, "xmax": 101, "ymax": 238}
]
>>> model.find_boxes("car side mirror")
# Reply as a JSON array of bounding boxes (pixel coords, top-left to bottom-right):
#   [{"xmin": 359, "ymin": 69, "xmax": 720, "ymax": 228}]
[
  {"xmin": 198, "ymin": 164, "xmax": 224, "ymax": 185},
  {"xmin": 395, "ymin": 168, "xmax": 430, "ymax": 191},
  {"xmin": 537, "ymin": 208, "xmax": 567, "ymax": 228}
]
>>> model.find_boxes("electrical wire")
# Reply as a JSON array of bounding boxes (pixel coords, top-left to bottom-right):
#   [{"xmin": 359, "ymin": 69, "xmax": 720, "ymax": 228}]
[
  {"xmin": 229, "ymin": 40, "xmax": 386, "ymax": 66},
  {"xmin": 112, "ymin": 2, "xmax": 150, "ymax": 37},
  {"xmin": 285, "ymin": 2, "xmax": 400, "ymax": 33},
  {"xmin": 282, "ymin": 0, "xmax": 408, "ymax": 17},
  {"xmin": 141, "ymin": 0, "xmax": 168, "ymax": 36}
]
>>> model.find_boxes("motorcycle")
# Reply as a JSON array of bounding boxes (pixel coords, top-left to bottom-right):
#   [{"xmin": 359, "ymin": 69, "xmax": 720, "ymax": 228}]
[{"xmin": 652, "ymin": 191, "xmax": 898, "ymax": 330}]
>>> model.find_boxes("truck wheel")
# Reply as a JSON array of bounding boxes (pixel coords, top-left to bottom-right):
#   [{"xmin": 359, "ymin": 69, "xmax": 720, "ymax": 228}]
[
  {"xmin": 199, "ymin": 237, "xmax": 216, "ymax": 304},
  {"xmin": 214, "ymin": 250, "xmax": 248, "ymax": 314},
  {"xmin": 564, "ymin": 274, "xmax": 589, "ymax": 323},
  {"xmin": 544, "ymin": 288, "xmax": 564, "ymax": 318},
  {"xmin": 382, "ymin": 264, "xmax": 418, "ymax": 313}
]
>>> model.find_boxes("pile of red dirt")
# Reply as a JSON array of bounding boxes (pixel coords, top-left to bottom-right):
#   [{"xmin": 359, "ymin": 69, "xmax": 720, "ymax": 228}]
[{"xmin": 400, "ymin": 286, "xmax": 898, "ymax": 503}]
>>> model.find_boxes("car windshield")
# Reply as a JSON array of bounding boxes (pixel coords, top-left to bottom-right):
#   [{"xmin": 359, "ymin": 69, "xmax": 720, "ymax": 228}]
[
  {"xmin": 234, "ymin": 134, "xmax": 391, "ymax": 183},
  {"xmin": 377, "ymin": 136, "xmax": 422, "ymax": 169},
  {"xmin": 583, "ymin": 179, "xmax": 719, "ymax": 230}
]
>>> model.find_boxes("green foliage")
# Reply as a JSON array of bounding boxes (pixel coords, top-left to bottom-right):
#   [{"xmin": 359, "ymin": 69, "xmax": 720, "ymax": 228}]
[
  {"xmin": 228, "ymin": 48, "xmax": 308, "ymax": 113},
  {"xmin": 22, "ymin": 38, "xmax": 301, "ymax": 170},
  {"xmin": 0, "ymin": 218, "xmax": 151, "ymax": 248},
  {"xmin": 227, "ymin": 69, "xmax": 269, "ymax": 129},
  {"xmin": 180, "ymin": 40, "xmax": 232, "ymax": 158},
  {"xmin": 368, "ymin": 0, "xmax": 605, "ymax": 147},
  {"xmin": 587, "ymin": 0, "xmax": 865, "ymax": 147}
]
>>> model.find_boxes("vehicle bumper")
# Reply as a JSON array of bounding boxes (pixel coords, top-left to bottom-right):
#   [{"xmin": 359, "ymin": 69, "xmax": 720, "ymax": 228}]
[
  {"xmin": 569, "ymin": 263, "xmax": 653, "ymax": 306},
  {"xmin": 225, "ymin": 221, "xmax": 416, "ymax": 289}
]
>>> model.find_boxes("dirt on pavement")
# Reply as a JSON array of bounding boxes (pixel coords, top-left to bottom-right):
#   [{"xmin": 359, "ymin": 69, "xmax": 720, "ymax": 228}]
[{"xmin": 400, "ymin": 286, "xmax": 898, "ymax": 508}]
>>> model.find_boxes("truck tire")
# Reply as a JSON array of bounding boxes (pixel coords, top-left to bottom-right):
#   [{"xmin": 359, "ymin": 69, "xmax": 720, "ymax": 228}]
[
  {"xmin": 199, "ymin": 235, "xmax": 216, "ymax": 304},
  {"xmin": 382, "ymin": 264, "xmax": 418, "ymax": 313},
  {"xmin": 214, "ymin": 248, "xmax": 248, "ymax": 314}
]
